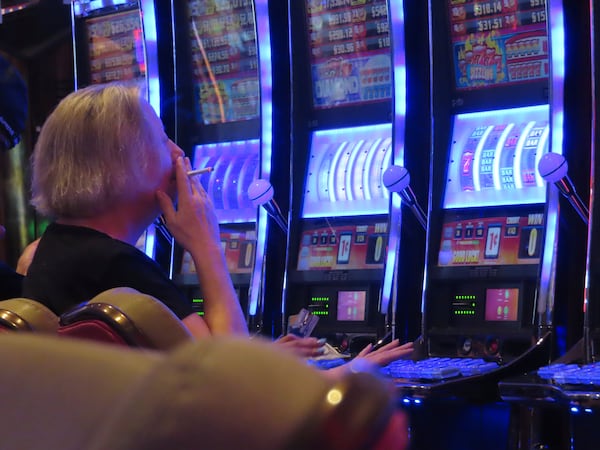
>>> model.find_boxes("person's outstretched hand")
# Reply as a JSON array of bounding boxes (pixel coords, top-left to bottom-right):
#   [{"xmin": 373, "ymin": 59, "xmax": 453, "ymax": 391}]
[
  {"xmin": 356, "ymin": 339, "xmax": 413, "ymax": 366},
  {"xmin": 273, "ymin": 334, "xmax": 327, "ymax": 359},
  {"xmin": 323, "ymin": 339, "xmax": 413, "ymax": 379}
]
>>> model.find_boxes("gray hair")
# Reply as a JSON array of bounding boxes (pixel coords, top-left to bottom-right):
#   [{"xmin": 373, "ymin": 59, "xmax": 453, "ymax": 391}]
[{"xmin": 31, "ymin": 82, "xmax": 163, "ymax": 218}]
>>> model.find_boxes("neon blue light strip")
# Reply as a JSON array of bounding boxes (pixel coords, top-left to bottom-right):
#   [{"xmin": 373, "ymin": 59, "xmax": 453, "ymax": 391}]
[
  {"xmin": 70, "ymin": 4, "xmax": 79, "ymax": 89},
  {"xmin": 140, "ymin": 0, "xmax": 160, "ymax": 115},
  {"xmin": 538, "ymin": 0, "xmax": 565, "ymax": 322},
  {"xmin": 138, "ymin": 0, "xmax": 159, "ymax": 259},
  {"xmin": 381, "ymin": 0, "xmax": 406, "ymax": 316},
  {"xmin": 249, "ymin": 0, "xmax": 273, "ymax": 317},
  {"xmin": 144, "ymin": 226, "xmax": 155, "ymax": 261}
]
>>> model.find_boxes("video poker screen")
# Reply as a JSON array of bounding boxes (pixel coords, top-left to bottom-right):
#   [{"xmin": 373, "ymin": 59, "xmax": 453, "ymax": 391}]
[
  {"xmin": 297, "ymin": 219, "xmax": 388, "ymax": 271},
  {"xmin": 444, "ymin": 104, "xmax": 549, "ymax": 209},
  {"xmin": 186, "ymin": 0, "xmax": 260, "ymax": 125},
  {"xmin": 85, "ymin": 9, "xmax": 147, "ymax": 87},
  {"xmin": 304, "ymin": 0, "xmax": 392, "ymax": 110},
  {"xmin": 446, "ymin": 0, "xmax": 549, "ymax": 91}
]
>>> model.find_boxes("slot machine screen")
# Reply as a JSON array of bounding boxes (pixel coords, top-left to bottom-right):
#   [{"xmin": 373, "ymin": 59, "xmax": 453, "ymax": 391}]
[
  {"xmin": 337, "ymin": 290, "xmax": 367, "ymax": 321},
  {"xmin": 447, "ymin": 0, "xmax": 549, "ymax": 91},
  {"xmin": 484, "ymin": 287, "xmax": 519, "ymax": 322},
  {"xmin": 302, "ymin": 124, "xmax": 392, "ymax": 218},
  {"xmin": 437, "ymin": 208, "xmax": 544, "ymax": 267},
  {"xmin": 192, "ymin": 139, "xmax": 259, "ymax": 224},
  {"xmin": 444, "ymin": 104, "xmax": 549, "ymax": 209},
  {"xmin": 180, "ymin": 224, "xmax": 255, "ymax": 276},
  {"xmin": 305, "ymin": 0, "xmax": 392, "ymax": 109},
  {"xmin": 85, "ymin": 9, "xmax": 147, "ymax": 87},
  {"xmin": 186, "ymin": 1, "xmax": 260, "ymax": 125},
  {"xmin": 297, "ymin": 219, "xmax": 388, "ymax": 271}
]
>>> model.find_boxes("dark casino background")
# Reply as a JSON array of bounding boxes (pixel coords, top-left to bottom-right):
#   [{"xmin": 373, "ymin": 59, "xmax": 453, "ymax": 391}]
[{"xmin": 1, "ymin": 0, "xmax": 600, "ymax": 448}]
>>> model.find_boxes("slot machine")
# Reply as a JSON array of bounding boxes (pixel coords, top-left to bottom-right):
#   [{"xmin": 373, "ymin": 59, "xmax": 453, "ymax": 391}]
[
  {"xmin": 497, "ymin": 2, "xmax": 600, "ymax": 447},
  {"xmin": 68, "ymin": 0, "xmax": 171, "ymax": 267},
  {"xmin": 168, "ymin": 1, "xmax": 279, "ymax": 331},
  {"xmin": 284, "ymin": 0, "xmax": 427, "ymax": 352},
  {"xmin": 378, "ymin": 1, "xmax": 591, "ymax": 448},
  {"xmin": 377, "ymin": 2, "xmax": 592, "ymax": 447}
]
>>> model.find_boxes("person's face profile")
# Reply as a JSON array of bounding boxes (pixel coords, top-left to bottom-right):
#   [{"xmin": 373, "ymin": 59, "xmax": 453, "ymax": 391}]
[{"xmin": 141, "ymin": 101, "xmax": 180, "ymax": 200}]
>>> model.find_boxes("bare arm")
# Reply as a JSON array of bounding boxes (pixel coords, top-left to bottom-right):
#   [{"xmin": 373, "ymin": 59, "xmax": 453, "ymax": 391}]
[
  {"xmin": 323, "ymin": 340, "xmax": 414, "ymax": 379},
  {"xmin": 157, "ymin": 156, "xmax": 248, "ymax": 336},
  {"xmin": 16, "ymin": 238, "xmax": 40, "ymax": 276}
]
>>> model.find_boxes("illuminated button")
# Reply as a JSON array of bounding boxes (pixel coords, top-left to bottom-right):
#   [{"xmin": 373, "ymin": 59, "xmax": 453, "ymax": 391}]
[
  {"xmin": 486, "ymin": 337, "xmax": 500, "ymax": 355},
  {"xmin": 460, "ymin": 337, "xmax": 472, "ymax": 354}
]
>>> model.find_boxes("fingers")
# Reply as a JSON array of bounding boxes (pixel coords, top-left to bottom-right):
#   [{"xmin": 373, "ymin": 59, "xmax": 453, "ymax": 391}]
[
  {"xmin": 275, "ymin": 334, "xmax": 295, "ymax": 344},
  {"xmin": 186, "ymin": 159, "xmax": 204, "ymax": 195},
  {"xmin": 156, "ymin": 190, "xmax": 175, "ymax": 220},
  {"xmin": 374, "ymin": 339, "xmax": 402, "ymax": 352},
  {"xmin": 274, "ymin": 335, "xmax": 327, "ymax": 358},
  {"xmin": 356, "ymin": 340, "xmax": 415, "ymax": 367},
  {"xmin": 357, "ymin": 343, "xmax": 373, "ymax": 358},
  {"xmin": 175, "ymin": 156, "xmax": 192, "ymax": 198},
  {"xmin": 365, "ymin": 346, "xmax": 413, "ymax": 366},
  {"xmin": 358, "ymin": 339, "xmax": 399, "ymax": 357}
]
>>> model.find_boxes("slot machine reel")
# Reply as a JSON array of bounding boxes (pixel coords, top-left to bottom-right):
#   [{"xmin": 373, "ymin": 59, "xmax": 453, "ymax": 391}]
[
  {"xmin": 538, "ymin": 152, "xmax": 589, "ymax": 225},
  {"xmin": 382, "ymin": 165, "xmax": 427, "ymax": 229},
  {"xmin": 247, "ymin": 179, "xmax": 288, "ymax": 233}
]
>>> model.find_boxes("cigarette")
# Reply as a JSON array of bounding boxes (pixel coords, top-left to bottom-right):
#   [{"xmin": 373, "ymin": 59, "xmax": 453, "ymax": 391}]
[{"xmin": 187, "ymin": 167, "xmax": 213, "ymax": 177}]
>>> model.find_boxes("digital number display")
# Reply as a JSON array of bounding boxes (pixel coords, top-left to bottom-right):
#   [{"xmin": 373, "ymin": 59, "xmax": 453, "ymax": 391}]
[
  {"xmin": 86, "ymin": 10, "xmax": 147, "ymax": 86},
  {"xmin": 306, "ymin": 0, "xmax": 392, "ymax": 109},
  {"xmin": 438, "ymin": 210, "xmax": 544, "ymax": 267},
  {"xmin": 447, "ymin": 0, "xmax": 549, "ymax": 90},
  {"xmin": 187, "ymin": 0, "xmax": 260, "ymax": 125},
  {"xmin": 297, "ymin": 221, "xmax": 388, "ymax": 271}
]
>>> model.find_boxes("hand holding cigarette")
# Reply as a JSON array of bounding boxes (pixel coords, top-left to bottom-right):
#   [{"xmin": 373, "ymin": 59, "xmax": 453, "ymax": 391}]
[{"xmin": 187, "ymin": 167, "xmax": 213, "ymax": 177}]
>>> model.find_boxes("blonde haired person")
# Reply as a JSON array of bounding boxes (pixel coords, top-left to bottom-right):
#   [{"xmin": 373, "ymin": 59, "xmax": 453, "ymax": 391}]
[{"xmin": 23, "ymin": 82, "xmax": 246, "ymax": 338}]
